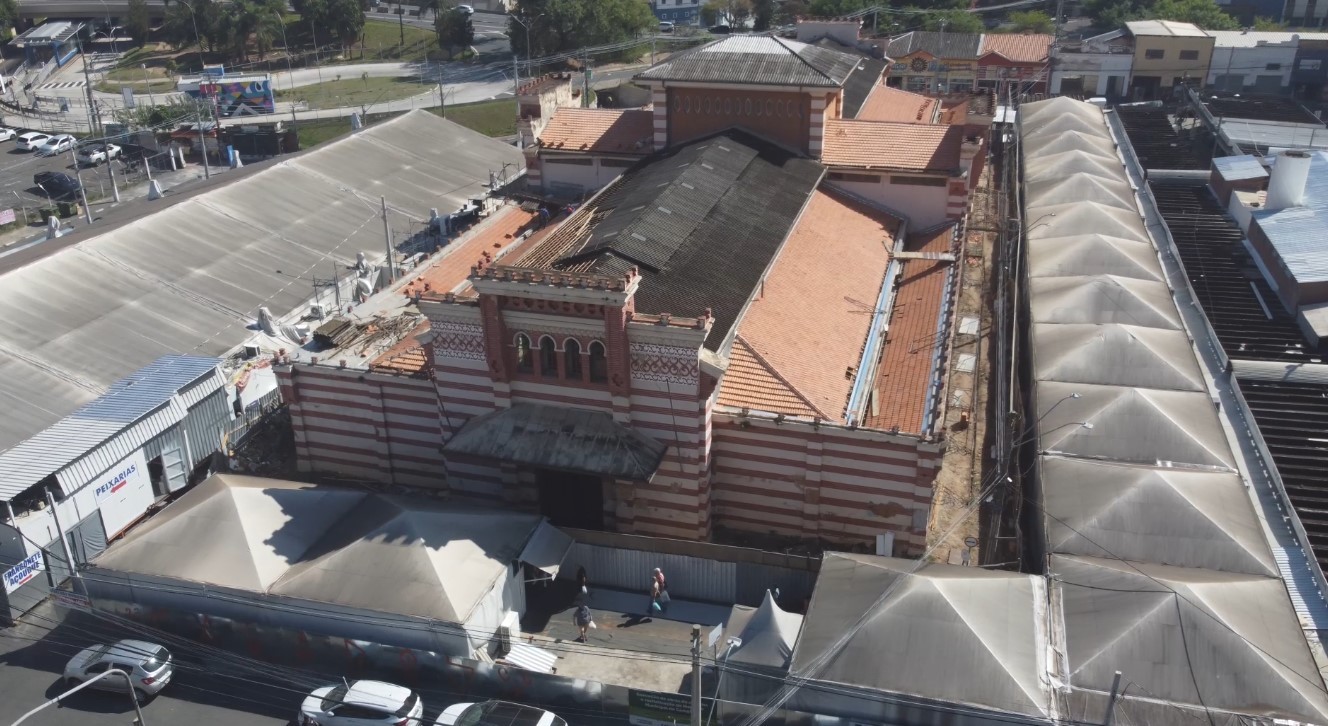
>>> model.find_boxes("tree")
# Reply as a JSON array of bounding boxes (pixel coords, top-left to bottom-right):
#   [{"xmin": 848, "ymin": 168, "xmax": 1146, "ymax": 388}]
[
  {"xmin": 164, "ymin": 0, "xmax": 222, "ymax": 51},
  {"xmin": 1253, "ymin": 15, "xmax": 1287, "ymax": 29},
  {"xmin": 0, "ymin": 0, "xmax": 17, "ymax": 35},
  {"xmin": 127, "ymin": 0, "xmax": 152, "ymax": 43},
  {"xmin": 774, "ymin": 0, "xmax": 808, "ymax": 25},
  {"xmin": 436, "ymin": 2, "xmax": 474, "ymax": 56},
  {"xmin": 807, "ymin": 0, "xmax": 871, "ymax": 15},
  {"xmin": 701, "ymin": 0, "xmax": 722, "ymax": 25},
  {"xmin": 326, "ymin": 0, "xmax": 366, "ymax": 48},
  {"xmin": 753, "ymin": 0, "xmax": 776, "ymax": 29},
  {"xmin": 508, "ymin": 0, "xmax": 655, "ymax": 58},
  {"xmin": 1007, "ymin": 9, "xmax": 1054, "ymax": 32},
  {"xmin": 921, "ymin": 9, "xmax": 983, "ymax": 33},
  {"xmin": 1149, "ymin": 0, "xmax": 1238, "ymax": 28}
]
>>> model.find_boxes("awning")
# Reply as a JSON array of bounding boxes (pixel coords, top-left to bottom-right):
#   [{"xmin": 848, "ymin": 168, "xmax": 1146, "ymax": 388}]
[
  {"xmin": 443, "ymin": 403, "xmax": 667, "ymax": 481},
  {"xmin": 519, "ymin": 520, "xmax": 573, "ymax": 578}
]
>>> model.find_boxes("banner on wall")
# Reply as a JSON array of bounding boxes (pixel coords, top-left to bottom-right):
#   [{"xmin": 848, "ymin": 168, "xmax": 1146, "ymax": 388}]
[
  {"xmin": 3, "ymin": 551, "xmax": 44, "ymax": 594},
  {"xmin": 93, "ymin": 450, "xmax": 152, "ymax": 539}
]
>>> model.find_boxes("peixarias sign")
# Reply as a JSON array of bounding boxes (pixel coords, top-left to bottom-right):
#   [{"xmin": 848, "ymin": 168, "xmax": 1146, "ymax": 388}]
[
  {"xmin": 94, "ymin": 462, "xmax": 139, "ymax": 503},
  {"xmin": 3, "ymin": 551, "xmax": 44, "ymax": 594}
]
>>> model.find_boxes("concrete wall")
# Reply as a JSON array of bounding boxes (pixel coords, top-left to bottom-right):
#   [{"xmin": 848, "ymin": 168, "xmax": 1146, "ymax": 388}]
[
  {"xmin": 540, "ymin": 154, "xmax": 638, "ymax": 198},
  {"xmin": 1208, "ymin": 44, "xmax": 1296, "ymax": 91},
  {"xmin": 1131, "ymin": 36, "xmax": 1215, "ymax": 91},
  {"xmin": 1050, "ymin": 51, "xmax": 1133, "ymax": 96},
  {"xmin": 824, "ymin": 174, "xmax": 952, "ymax": 228}
]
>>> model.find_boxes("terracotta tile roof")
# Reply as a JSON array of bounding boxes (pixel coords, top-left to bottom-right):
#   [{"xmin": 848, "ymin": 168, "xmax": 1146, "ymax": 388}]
[
  {"xmin": 538, "ymin": 108, "xmax": 655, "ymax": 155},
  {"xmin": 821, "ymin": 119, "xmax": 964, "ymax": 172},
  {"xmin": 863, "ymin": 227, "xmax": 955, "ymax": 434},
  {"xmin": 856, "ymin": 86, "xmax": 940, "ymax": 124},
  {"xmin": 369, "ymin": 320, "xmax": 432, "ymax": 376},
  {"xmin": 410, "ymin": 205, "xmax": 540, "ymax": 299},
  {"xmin": 979, "ymin": 33, "xmax": 1053, "ymax": 63},
  {"xmin": 718, "ymin": 188, "xmax": 898, "ymax": 419}
]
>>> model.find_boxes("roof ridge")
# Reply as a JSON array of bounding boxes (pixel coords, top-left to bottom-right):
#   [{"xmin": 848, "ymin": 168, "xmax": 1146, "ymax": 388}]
[
  {"xmin": 735, "ymin": 336, "xmax": 829, "ymax": 418},
  {"xmin": 772, "ymin": 35, "xmax": 836, "ymax": 84}
]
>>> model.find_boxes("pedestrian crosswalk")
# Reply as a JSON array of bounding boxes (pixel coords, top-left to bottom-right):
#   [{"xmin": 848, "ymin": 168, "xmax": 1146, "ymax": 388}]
[{"xmin": 37, "ymin": 80, "xmax": 86, "ymax": 90}]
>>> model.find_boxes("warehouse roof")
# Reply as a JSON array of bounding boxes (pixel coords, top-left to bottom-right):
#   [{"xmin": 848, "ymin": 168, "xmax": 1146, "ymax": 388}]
[
  {"xmin": 635, "ymin": 35, "xmax": 860, "ymax": 87},
  {"xmin": 0, "ymin": 110, "xmax": 520, "ymax": 454}
]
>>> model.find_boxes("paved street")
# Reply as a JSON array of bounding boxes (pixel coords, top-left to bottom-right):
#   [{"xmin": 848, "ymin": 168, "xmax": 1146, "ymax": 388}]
[{"xmin": 0, "ymin": 601, "xmax": 629, "ymax": 726}]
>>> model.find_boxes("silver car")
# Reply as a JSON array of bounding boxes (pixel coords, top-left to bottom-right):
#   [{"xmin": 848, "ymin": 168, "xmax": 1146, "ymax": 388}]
[
  {"xmin": 63, "ymin": 639, "xmax": 174, "ymax": 702},
  {"xmin": 35, "ymin": 134, "xmax": 76, "ymax": 157},
  {"xmin": 299, "ymin": 680, "xmax": 423, "ymax": 726}
]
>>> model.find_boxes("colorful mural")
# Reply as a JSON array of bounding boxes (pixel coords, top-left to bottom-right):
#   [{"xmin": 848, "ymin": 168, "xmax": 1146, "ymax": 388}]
[{"xmin": 195, "ymin": 79, "xmax": 275, "ymax": 117}]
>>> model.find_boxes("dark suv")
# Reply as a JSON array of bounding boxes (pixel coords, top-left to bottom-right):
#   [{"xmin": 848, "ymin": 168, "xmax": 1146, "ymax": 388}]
[{"xmin": 33, "ymin": 171, "xmax": 81, "ymax": 198}]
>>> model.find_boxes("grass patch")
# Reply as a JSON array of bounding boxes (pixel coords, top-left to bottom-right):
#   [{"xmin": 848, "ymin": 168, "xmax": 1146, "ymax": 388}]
[
  {"xmin": 296, "ymin": 117, "xmax": 360, "ymax": 149},
  {"xmin": 276, "ymin": 75, "xmax": 432, "ymax": 110},
  {"xmin": 355, "ymin": 19, "xmax": 442, "ymax": 62},
  {"xmin": 433, "ymin": 98, "xmax": 516, "ymax": 137},
  {"xmin": 95, "ymin": 77, "xmax": 177, "ymax": 95}
]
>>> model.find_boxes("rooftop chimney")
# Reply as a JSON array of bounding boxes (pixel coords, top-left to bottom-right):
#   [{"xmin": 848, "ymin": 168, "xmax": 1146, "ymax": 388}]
[{"xmin": 1266, "ymin": 150, "xmax": 1313, "ymax": 211}]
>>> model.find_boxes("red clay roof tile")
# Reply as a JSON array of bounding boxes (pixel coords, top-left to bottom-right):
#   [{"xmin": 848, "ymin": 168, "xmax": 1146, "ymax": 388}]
[
  {"xmin": 821, "ymin": 119, "xmax": 964, "ymax": 172},
  {"xmin": 856, "ymin": 86, "xmax": 941, "ymax": 124},
  {"xmin": 538, "ymin": 108, "xmax": 655, "ymax": 155},
  {"xmin": 979, "ymin": 33, "xmax": 1053, "ymax": 63}
]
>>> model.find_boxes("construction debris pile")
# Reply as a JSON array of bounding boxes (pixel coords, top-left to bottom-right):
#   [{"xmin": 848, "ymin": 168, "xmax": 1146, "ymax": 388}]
[{"xmin": 311, "ymin": 313, "xmax": 423, "ymax": 361}]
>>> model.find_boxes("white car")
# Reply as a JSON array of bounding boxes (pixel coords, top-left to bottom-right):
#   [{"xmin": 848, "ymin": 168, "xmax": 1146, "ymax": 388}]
[
  {"xmin": 299, "ymin": 680, "xmax": 423, "ymax": 726},
  {"xmin": 0, "ymin": 127, "xmax": 16, "ymax": 142},
  {"xmin": 435, "ymin": 701, "xmax": 567, "ymax": 726},
  {"xmin": 35, "ymin": 134, "xmax": 76, "ymax": 156},
  {"xmin": 63, "ymin": 640, "xmax": 174, "ymax": 702},
  {"xmin": 16, "ymin": 131, "xmax": 50, "ymax": 151},
  {"xmin": 77, "ymin": 143, "xmax": 122, "ymax": 165},
  {"xmin": 457, "ymin": 4, "xmax": 473, "ymax": 13}
]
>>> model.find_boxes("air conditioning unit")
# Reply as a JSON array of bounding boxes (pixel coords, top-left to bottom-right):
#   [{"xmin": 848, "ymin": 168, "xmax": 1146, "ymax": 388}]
[
  {"xmin": 309, "ymin": 303, "xmax": 327, "ymax": 320},
  {"xmin": 242, "ymin": 344, "xmax": 261, "ymax": 359},
  {"xmin": 496, "ymin": 610, "xmax": 520, "ymax": 656}
]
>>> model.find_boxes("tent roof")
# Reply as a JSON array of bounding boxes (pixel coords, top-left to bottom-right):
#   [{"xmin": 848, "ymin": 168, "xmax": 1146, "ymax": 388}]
[
  {"xmin": 1023, "ymin": 150, "xmax": 1123, "ymax": 182},
  {"xmin": 1020, "ymin": 96, "xmax": 1108, "ymax": 130},
  {"xmin": 1041, "ymin": 457, "xmax": 1276, "ymax": 575},
  {"xmin": 1030, "ymin": 324, "xmax": 1204, "ymax": 390},
  {"xmin": 1027, "ymin": 234, "xmax": 1164, "ymax": 281},
  {"xmin": 790, "ymin": 553, "xmax": 1049, "ymax": 718},
  {"xmin": 1022, "ymin": 130, "xmax": 1119, "ymax": 159},
  {"xmin": 1053, "ymin": 555, "xmax": 1328, "ymax": 724},
  {"xmin": 1024, "ymin": 202, "xmax": 1147, "ymax": 241},
  {"xmin": 1029, "ymin": 276, "xmax": 1182, "ymax": 329},
  {"xmin": 1025, "ymin": 175, "xmax": 1136, "ymax": 211},
  {"xmin": 1035, "ymin": 381, "xmax": 1237, "ymax": 469},
  {"xmin": 91, "ymin": 475, "xmax": 545, "ymax": 623},
  {"xmin": 724, "ymin": 591, "xmax": 803, "ymax": 669}
]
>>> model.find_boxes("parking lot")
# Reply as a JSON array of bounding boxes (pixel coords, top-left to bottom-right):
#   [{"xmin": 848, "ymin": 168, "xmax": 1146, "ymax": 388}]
[{"xmin": 0, "ymin": 131, "xmax": 136, "ymax": 212}]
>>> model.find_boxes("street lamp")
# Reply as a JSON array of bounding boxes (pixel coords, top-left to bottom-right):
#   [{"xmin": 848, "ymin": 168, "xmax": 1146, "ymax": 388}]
[
  {"xmin": 170, "ymin": 0, "xmax": 210, "ymax": 179},
  {"xmin": 508, "ymin": 12, "xmax": 545, "ymax": 80},
  {"xmin": 273, "ymin": 9, "xmax": 297, "ymax": 118},
  {"xmin": 141, "ymin": 63, "xmax": 156, "ymax": 107}
]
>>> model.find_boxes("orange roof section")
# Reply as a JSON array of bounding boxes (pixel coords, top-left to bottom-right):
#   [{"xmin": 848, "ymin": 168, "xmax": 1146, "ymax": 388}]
[
  {"xmin": 718, "ymin": 188, "xmax": 898, "ymax": 419},
  {"xmin": 369, "ymin": 320, "xmax": 432, "ymax": 376},
  {"xmin": 979, "ymin": 33, "xmax": 1053, "ymax": 63},
  {"xmin": 863, "ymin": 226, "xmax": 955, "ymax": 434},
  {"xmin": 821, "ymin": 119, "xmax": 964, "ymax": 172},
  {"xmin": 856, "ymin": 86, "xmax": 940, "ymax": 124},
  {"xmin": 538, "ymin": 108, "xmax": 655, "ymax": 155}
]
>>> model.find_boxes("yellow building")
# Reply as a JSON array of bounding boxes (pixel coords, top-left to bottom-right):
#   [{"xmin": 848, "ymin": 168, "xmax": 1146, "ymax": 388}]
[{"xmin": 1125, "ymin": 20, "xmax": 1214, "ymax": 100}]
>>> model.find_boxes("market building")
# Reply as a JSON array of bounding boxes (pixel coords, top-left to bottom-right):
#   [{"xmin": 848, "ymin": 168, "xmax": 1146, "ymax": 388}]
[
  {"xmin": 886, "ymin": 31, "xmax": 982, "ymax": 94},
  {"xmin": 1124, "ymin": 20, "xmax": 1215, "ymax": 100},
  {"xmin": 976, "ymin": 33, "xmax": 1052, "ymax": 97}
]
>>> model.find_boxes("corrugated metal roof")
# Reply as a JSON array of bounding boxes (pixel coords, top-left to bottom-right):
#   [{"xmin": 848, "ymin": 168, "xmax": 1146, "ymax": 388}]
[
  {"xmin": 635, "ymin": 36, "xmax": 859, "ymax": 87},
  {"xmin": 1212, "ymin": 154, "xmax": 1268, "ymax": 181},
  {"xmin": 0, "ymin": 355, "xmax": 220, "ymax": 499},
  {"xmin": 1125, "ymin": 20, "xmax": 1208, "ymax": 37},
  {"xmin": 887, "ymin": 31, "xmax": 982, "ymax": 60},
  {"xmin": 1253, "ymin": 151, "xmax": 1328, "ymax": 284},
  {"xmin": 1206, "ymin": 30, "xmax": 1304, "ymax": 47}
]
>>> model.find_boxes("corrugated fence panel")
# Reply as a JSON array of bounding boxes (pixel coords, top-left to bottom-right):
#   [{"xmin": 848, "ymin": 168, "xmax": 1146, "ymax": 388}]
[
  {"xmin": 735, "ymin": 563, "xmax": 818, "ymax": 606},
  {"xmin": 564, "ymin": 543, "xmax": 738, "ymax": 604},
  {"xmin": 181, "ymin": 388, "xmax": 232, "ymax": 466}
]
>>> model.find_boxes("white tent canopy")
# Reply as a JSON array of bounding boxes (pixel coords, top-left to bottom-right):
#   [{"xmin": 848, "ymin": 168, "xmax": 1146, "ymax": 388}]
[
  {"xmin": 1031, "ymin": 324, "xmax": 1204, "ymax": 391},
  {"xmin": 1027, "ymin": 234, "xmax": 1164, "ymax": 281},
  {"xmin": 724, "ymin": 590, "xmax": 803, "ymax": 669},
  {"xmin": 1029, "ymin": 276, "xmax": 1182, "ymax": 329}
]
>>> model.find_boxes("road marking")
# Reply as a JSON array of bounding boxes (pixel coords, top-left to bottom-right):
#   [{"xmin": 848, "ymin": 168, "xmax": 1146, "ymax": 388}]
[{"xmin": 37, "ymin": 81, "xmax": 86, "ymax": 89}]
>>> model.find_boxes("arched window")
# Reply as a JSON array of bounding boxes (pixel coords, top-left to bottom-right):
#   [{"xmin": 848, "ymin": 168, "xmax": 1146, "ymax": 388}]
[
  {"xmin": 515, "ymin": 334, "xmax": 533, "ymax": 374},
  {"xmin": 565, "ymin": 339, "xmax": 583, "ymax": 380},
  {"xmin": 589, "ymin": 341, "xmax": 608, "ymax": 383},
  {"xmin": 539, "ymin": 336, "xmax": 558, "ymax": 378}
]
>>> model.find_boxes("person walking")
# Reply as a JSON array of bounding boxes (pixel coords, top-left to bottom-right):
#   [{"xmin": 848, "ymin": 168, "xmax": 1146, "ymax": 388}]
[
  {"xmin": 652, "ymin": 567, "xmax": 670, "ymax": 613},
  {"xmin": 574, "ymin": 601, "xmax": 594, "ymax": 643}
]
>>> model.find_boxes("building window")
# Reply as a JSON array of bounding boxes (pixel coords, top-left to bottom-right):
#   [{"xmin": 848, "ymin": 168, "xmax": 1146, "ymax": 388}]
[
  {"xmin": 1266, "ymin": 62, "xmax": 1282, "ymax": 70},
  {"xmin": 1179, "ymin": 50, "xmax": 1199, "ymax": 60},
  {"xmin": 891, "ymin": 175, "xmax": 948, "ymax": 187},
  {"xmin": 589, "ymin": 341, "xmax": 608, "ymax": 383},
  {"xmin": 828, "ymin": 171, "xmax": 882, "ymax": 183},
  {"xmin": 515, "ymin": 334, "xmax": 534, "ymax": 374},
  {"xmin": 1145, "ymin": 49, "xmax": 1165, "ymax": 59},
  {"xmin": 565, "ymin": 339, "xmax": 583, "ymax": 380},
  {"xmin": 600, "ymin": 158, "xmax": 636, "ymax": 168},
  {"xmin": 1300, "ymin": 59, "xmax": 1322, "ymax": 70},
  {"xmin": 539, "ymin": 336, "xmax": 558, "ymax": 378}
]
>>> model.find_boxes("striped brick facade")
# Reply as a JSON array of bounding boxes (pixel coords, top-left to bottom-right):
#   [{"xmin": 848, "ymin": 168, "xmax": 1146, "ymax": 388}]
[{"xmin": 277, "ymin": 267, "xmax": 941, "ymax": 550}]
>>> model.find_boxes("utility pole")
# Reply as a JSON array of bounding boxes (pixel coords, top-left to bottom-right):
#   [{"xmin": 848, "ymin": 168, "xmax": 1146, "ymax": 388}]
[
  {"xmin": 1103, "ymin": 671, "xmax": 1123, "ymax": 726},
  {"xmin": 438, "ymin": 66, "xmax": 446, "ymax": 117},
  {"xmin": 513, "ymin": 53, "xmax": 520, "ymax": 97},
  {"xmin": 78, "ymin": 39, "xmax": 100, "ymax": 135},
  {"xmin": 331, "ymin": 261, "xmax": 342, "ymax": 309},
  {"xmin": 310, "ymin": 270, "xmax": 339, "ymax": 318},
  {"xmin": 381, "ymin": 195, "xmax": 395, "ymax": 282},
  {"xmin": 107, "ymin": 155, "xmax": 120, "ymax": 202},
  {"xmin": 690, "ymin": 625, "xmax": 702, "ymax": 726},
  {"xmin": 68, "ymin": 146, "xmax": 93, "ymax": 225},
  {"xmin": 934, "ymin": 20, "xmax": 947, "ymax": 94},
  {"xmin": 399, "ymin": 6, "xmax": 406, "ymax": 48},
  {"xmin": 45, "ymin": 490, "xmax": 81, "ymax": 581}
]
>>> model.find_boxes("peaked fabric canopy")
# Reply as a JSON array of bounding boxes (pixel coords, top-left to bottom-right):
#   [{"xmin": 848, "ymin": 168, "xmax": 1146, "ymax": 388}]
[
  {"xmin": 1027, "ymin": 234, "xmax": 1164, "ymax": 281},
  {"xmin": 724, "ymin": 590, "xmax": 803, "ymax": 669},
  {"xmin": 1022, "ymin": 129, "xmax": 1120, "ymax": 159},
  {"xmin": 1024, "ymin": 202, "xmax": 1148, "ymax": 242},
  {"xmin": 1036, "ymin": 381, "xmax": 1237, "ymax": 469},
  {"xmin": 1029, "ymin": 276, "xmax": 1182, "ymax": 329},
  {"xmin": 1041, "ymin": 457, "xmax": 1276, "ymax": 575},
  {"xmin": 1026, "ymin": 175, "xmax": 1137, "ymax": 211},
  {"xmin": 1052, "ymin": 555, "xmax": 1328, "ymax": 724},
  {"xmin": 1020, "ymin": 96, "xmax": 1109, "ymax": 127},
  {"xmin": 1023, "ymin": 150, "xmax": 1124, "ymax": 182},
  {"xmin": 1031, "ymin": 324, "xmax": 1204, "ymax": 391},
  {"xmin": 790, "ymin": 553, "xmax": 1049, "ymax": 718}
]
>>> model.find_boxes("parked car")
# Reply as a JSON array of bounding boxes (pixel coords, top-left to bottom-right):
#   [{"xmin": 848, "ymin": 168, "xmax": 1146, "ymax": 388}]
[
  {"xmin": 659, "ymin": 20, "xmax": 675, "ymax": 32},
  {"xmin": 435, "ymin": 701, "xmax": 567, "ymax": 726},
  {"xmin": 33, "ymin": 171, "xmax": 82, "ymax": 198},
  {"xmin": 16, "ymin": 131, "xmax": 50, "ymax": 151},
  {"xmin": 299, "ymin": 680, "xmax": 423, "ymax": 726},
  {"xmin": 456, "ymin": 4, "xmax": 474, "ymax": 13},
  {"xmin": 35, "ymin": 134, "xmax": 76, "ymax": 157},
  {"xmin": 0, "ymin": 127, "xmax": 16, "ymax": 142},
  {"xmin": 77, "ymin": 143, "xmax": 122, "ymax": 166},
  {"xmin": 709, "ymin": 24, "xmax": 732, "ymax": 34},
  {"xmin": 62, "ymin": 640, "xmax": 174, "ymax": 702}
]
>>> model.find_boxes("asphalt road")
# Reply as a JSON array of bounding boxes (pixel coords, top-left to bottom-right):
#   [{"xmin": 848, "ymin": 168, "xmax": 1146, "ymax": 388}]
[{"xmin": 0, "ymin": 139, "xmax": 94, "ymax": 207}]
